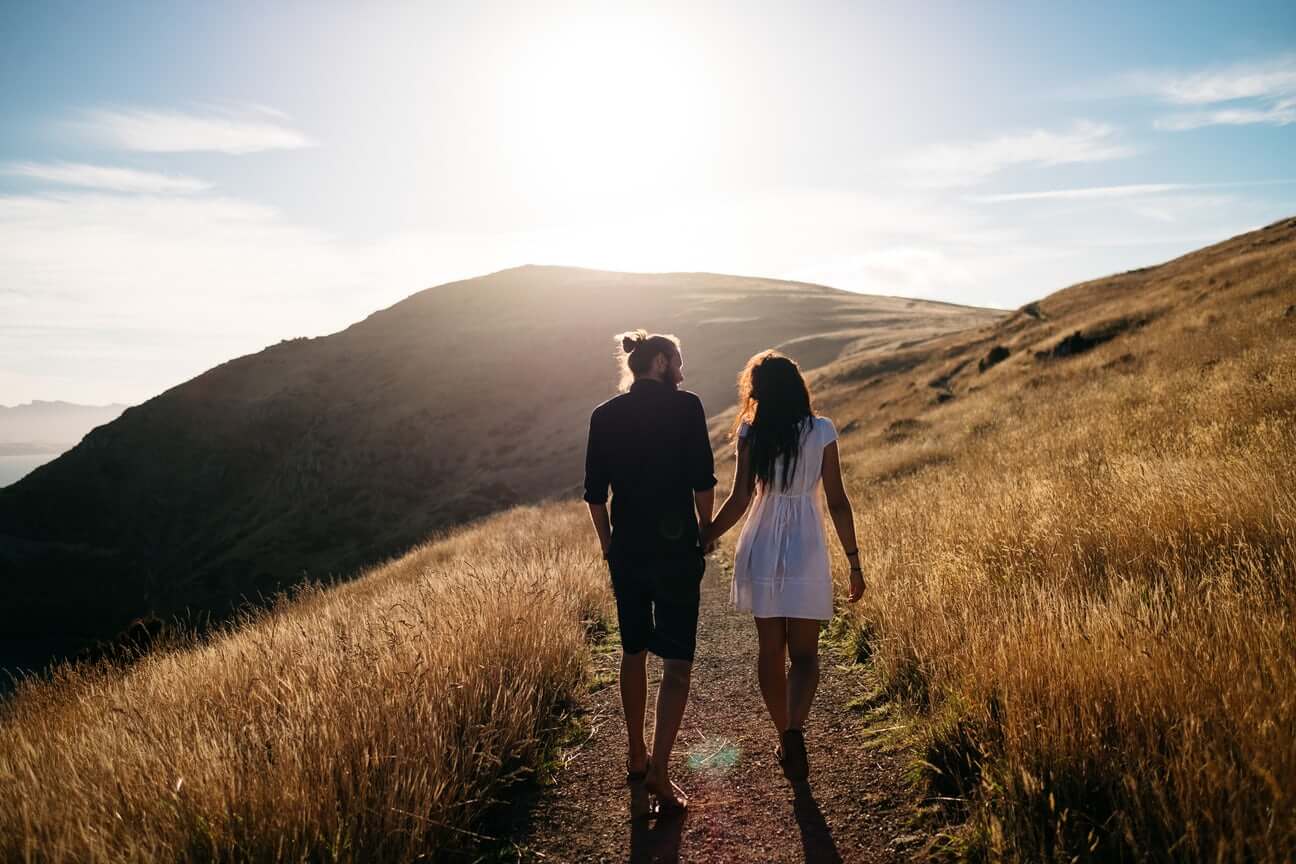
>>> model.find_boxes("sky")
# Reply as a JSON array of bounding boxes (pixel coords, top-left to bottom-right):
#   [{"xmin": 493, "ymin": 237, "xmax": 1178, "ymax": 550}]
[{"xmin": 1, "ymin": 0, "xmax": 1294, "ymax": 406}]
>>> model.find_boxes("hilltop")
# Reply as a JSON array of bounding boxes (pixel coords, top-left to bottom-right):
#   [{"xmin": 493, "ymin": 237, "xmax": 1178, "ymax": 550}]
[
  {"xmin": 0, "ymin": 266, "xmax": 998, "ymax": 674},
  {"xmin": 807, "ymin": 215, "xmax": 1296, "ymax": 448}
]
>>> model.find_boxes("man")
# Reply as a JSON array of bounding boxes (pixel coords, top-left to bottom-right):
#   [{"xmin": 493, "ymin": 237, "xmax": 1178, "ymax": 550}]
[{"xmin": 583, "ymin": 329, "xmax": 716, "ymax": 816}]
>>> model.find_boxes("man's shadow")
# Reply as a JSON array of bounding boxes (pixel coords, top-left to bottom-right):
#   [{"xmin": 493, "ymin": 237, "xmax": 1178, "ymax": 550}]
[
  {"xmin": 628, "ymin": 808, "xmax": 686, "ymax": 864},
  {"xmin": 792, "ymin": 782, "xmax": 843, "ymax": 864}
]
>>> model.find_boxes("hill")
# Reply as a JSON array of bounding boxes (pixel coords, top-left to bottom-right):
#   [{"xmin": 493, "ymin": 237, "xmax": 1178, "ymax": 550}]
[
  {"xmin": 0, "ymin": 401, "xmax": 128, "ymax": 487},
  {"xmin": 1, "ymin": 220, "xmax": 1291, "ymax": 861},
  {"xmin": 0, "ymin": 266, "xmax": 998, "ymax": 674}
]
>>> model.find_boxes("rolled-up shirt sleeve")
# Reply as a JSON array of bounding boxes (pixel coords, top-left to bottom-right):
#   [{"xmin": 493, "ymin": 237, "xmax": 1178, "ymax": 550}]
[
  {"xmin": 687, "ymin": 396, "xmax": 718, "ymax": 492},
  {"xmin": 583, "ymin": 411, "xmax": 610, "ymax": 504}
]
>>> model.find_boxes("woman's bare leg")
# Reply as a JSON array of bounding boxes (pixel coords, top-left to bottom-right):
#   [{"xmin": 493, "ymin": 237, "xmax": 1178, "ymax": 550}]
[
  {"xmin": 785, "ymin": 618, "xmax": 821, "ymax": 730},
  {"xmin": 754, "ymin": 616, "xmax": 789, "ymax": 733}
]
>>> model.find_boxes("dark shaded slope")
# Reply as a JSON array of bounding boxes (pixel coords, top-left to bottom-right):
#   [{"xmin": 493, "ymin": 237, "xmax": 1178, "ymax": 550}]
[{"xmin": 0, "ymin": 265, "xmax": 998, "ymax": 673}]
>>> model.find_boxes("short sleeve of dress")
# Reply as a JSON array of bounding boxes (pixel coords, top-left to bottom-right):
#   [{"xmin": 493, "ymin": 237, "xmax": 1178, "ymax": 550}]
[{"xmin": 818, "ymin": 416, "xmax": 838, "ymax": 446}]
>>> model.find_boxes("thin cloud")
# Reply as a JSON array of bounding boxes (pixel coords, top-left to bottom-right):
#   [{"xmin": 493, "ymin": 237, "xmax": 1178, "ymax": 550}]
[
  {"xmin": 1129, "ymin": 55, "xmax": 1296, "ymax": 130},
  {"xmin": 902, "ymin": 121, "xmax": 1134, "ymax": 188},
  {"xmin": 1132, "ymin": 54, "xmax": 1296, "ymax": 105},
  {"xmin": 972, "ymin": 183, "xmax": 1185, "ymax": 203},
  {"xmin": 1, "ymin": 161, "xmax": 211, "ymax": 194},
  {"xmin": 1155, "ymin": 98, "xmax": 1296, "ymax": 131},
  {"xmin": 75, "ymin": 105, "xmax": 315, "ymax": 154},
  {"xmin": 971, "ymin": 178, "xmax": 1296, "ymax": 204}
]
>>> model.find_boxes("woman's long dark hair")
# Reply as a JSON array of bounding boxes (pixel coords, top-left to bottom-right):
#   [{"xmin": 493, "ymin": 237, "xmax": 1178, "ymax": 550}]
[{"xmin": 732, "ymin": 351, "xmax": 814, "ymax": 492}]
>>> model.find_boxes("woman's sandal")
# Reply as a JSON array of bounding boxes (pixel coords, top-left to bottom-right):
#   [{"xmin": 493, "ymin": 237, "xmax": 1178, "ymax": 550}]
[
  {"xmin": 626, "ymin": 757, "xmax": 652, "ymax": 821},
  {"xmin": 777, "ymin": 729, "xmax": 810, "ymax": 783}
]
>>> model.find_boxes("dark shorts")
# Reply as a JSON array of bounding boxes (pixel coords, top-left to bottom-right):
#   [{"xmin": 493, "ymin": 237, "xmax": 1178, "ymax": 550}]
[{"xmin": 608, "ymin": 552, "xmax": 706, "ymax": 662}]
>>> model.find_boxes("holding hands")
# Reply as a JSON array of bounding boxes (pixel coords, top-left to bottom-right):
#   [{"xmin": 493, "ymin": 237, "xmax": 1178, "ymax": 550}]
[
  {"xmin": 699, "ymin": 522, "xmax": 719, "ymax": 555},
  {"xmin": 703, "ymin": 520, "xmax": 866, "ymax": 603}
]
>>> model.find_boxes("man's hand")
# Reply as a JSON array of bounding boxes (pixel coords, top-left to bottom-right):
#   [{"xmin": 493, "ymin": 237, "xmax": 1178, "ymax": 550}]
[
  {"xmin": 587, "ymin": 502, "xmax": 613, "ymax": 567},
  {"xmin": 847, "ymin": 568, "xmax": 866, "ymax": 603}
]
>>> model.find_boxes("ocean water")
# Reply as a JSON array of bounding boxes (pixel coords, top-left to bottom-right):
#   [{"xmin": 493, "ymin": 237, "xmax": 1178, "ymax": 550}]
[{"xmin": 0, "ymin": 451, "xmax": 59, "ymax": 487}]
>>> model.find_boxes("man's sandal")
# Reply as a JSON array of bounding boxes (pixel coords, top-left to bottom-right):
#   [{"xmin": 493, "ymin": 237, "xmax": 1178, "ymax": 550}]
[
  {"xmin": 643, "ymin": 761, "xmax": 689, "ymax": 814},
  {"xmin": 626, "ymin": 758, "xmax": 652, "ymax": 821}
]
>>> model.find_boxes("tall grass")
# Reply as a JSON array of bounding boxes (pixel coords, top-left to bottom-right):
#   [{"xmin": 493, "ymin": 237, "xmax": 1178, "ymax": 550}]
[
  {"xmin": 3, "ymin": 224, "xmax": 1292, "ymax": 862},
  {"xmin": 830, "ymin": 252, "xmax": 1296, "ymax": 860},
  {"xmin": 0, "ymin": 505, "xmax": 611, "ymax": 862}
]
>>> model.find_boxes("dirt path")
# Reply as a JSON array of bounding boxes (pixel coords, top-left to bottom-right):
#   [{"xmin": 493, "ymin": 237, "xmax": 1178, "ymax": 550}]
[{"xmin": 504, "ymin": 553, "xmax": 925, "ymax": 863}]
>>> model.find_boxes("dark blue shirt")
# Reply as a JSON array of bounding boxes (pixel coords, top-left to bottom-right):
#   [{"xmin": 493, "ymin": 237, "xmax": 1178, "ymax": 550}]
[{"xmin": 583, "ymin": 379, "xmax": 717, "ymax": 559}]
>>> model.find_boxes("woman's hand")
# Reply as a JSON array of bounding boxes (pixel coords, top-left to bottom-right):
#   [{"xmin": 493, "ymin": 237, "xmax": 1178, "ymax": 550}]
[{"xmin": 847, "ymin": 567, "xmax": 865, "ymax": 603}]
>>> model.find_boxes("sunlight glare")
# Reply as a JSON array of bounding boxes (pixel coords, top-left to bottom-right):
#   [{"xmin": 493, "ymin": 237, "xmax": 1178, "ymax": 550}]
[{"xmin": 496, "ymin": 10, "xmax": 716, "ymax": 222}]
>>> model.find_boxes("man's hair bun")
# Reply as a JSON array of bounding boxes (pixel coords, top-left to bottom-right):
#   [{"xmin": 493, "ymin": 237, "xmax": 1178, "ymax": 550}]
[
  {"xmin": 610, "ymin": 329, "xmax": 682, "ymax": 392},
  {"xmin": 618, "ymin": 328, "xmax": 649, "ymax": 354}
]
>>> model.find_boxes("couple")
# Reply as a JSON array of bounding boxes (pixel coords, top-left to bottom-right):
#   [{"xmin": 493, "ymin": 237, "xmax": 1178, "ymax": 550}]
[{"xmin": 583, "ymin": 328, "xmax": 864, "ymax": 819}]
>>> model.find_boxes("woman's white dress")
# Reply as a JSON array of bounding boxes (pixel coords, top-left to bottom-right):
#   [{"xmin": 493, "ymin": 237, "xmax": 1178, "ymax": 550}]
[{"xmin": 731, "ymin": 415, "xmax": 837, "ymax": 620}]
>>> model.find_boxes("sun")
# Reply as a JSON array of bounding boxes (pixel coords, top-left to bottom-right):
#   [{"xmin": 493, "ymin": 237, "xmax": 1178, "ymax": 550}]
[{"xmin": 490, "ymin": 9, "xmax": 716, "ymax": 223}]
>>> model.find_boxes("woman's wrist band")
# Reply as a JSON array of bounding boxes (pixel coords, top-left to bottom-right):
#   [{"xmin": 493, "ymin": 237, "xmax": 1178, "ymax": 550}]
[{"xmin": 844, "ymin": 548, "xmax": 859, "ymax": 558}]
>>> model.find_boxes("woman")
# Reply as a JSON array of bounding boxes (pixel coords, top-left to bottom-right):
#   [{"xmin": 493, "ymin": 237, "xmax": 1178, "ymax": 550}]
[{"xmin": 702, "ymin": 350, "xmax": 865, "ymax": 783}]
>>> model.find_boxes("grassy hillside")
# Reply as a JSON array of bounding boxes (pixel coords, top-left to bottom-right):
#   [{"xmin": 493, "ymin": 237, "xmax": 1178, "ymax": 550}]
[
  {"xmin": 0, "ymin": 265, "xmax": 997, "ymax": 675},
  {"xmin": 0, "ymin": 504, "xmax": 610, "ymax": 861},
  {"xmin": 2, "ymin": 220, "xmax": 1291, "ymax": 861},
  {"xmin": 797, "ymin": 215, "xmax": 1296, "ymax": 860}
]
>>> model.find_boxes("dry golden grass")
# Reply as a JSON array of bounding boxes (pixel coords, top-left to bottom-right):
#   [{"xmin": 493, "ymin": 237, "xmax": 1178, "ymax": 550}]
[
  {"xmin": 3, "ymin": 220, "xmax": 1292, "ymax": 862},
  {"xmin": 809, "ymin": 220, "xmax": 1296, "ymax": 861},
  {"xmin": 0, "ymin": 505, "xmax": 611, "ymax": 862}
]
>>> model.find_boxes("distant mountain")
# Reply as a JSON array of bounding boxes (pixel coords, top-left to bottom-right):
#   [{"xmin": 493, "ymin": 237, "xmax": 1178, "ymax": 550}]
[
  {"xmin": 0, "ymin": 265, "xmax": 1000, "ymax": 673},
  {"xmin": 0, "ymin": 401, "xmax": 129, "ymax": 487}
]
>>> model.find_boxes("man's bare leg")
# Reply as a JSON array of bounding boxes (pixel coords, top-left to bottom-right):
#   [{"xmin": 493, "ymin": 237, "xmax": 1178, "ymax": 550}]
[
  {"xmin": 621, "ymin": 650, "xmax": 649, "ymax": 773},
  {"xmin": 645, "ymin": 658, "xmax": 692, "ymax": 808}
]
